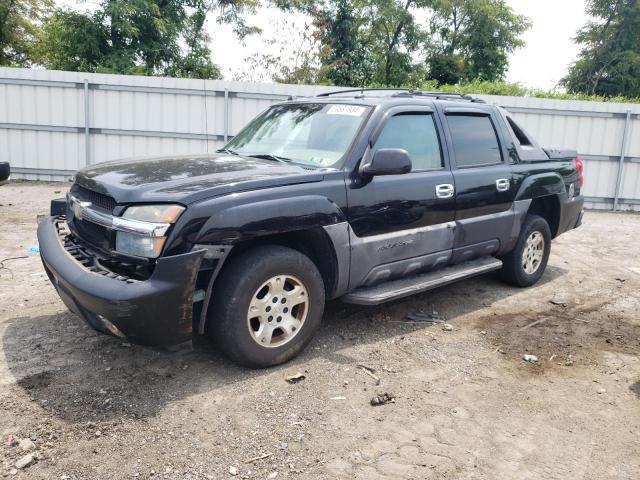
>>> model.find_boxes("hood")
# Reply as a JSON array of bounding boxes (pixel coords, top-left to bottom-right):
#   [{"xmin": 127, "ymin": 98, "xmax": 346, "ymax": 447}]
[{"xmin": 74, "ymin": 153, "xmax": 326, "ymax": 205}]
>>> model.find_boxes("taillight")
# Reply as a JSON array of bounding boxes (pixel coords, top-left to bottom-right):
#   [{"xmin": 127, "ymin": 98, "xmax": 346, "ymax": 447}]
[{"xmin": 575, "ymin": 156, "xmax": 584, "ymax": 188}]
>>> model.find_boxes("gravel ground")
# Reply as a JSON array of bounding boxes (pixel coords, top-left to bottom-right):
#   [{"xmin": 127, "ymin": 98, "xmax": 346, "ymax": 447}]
[{"xmin": 1, "ymin": 182, "xmax": 639, "ymax": 480}]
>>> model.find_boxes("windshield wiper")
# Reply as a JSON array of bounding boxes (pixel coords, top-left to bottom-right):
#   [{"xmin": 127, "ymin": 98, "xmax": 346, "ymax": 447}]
[
  {"xmin": 216, "ymin": 148, "xmax": 239, "ymax": 155},
  {"xmin": 246, "ymin": 153, "xmax": 291, "ymax": 164}
]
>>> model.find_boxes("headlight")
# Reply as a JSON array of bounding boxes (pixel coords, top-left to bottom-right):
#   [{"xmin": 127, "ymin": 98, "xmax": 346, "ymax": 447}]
[
  {"xmin": 116, "ymin": 232, "xmax": 166, "ymax": 258},
  {"xmin": 115, "ymin": 204, "xmax": 185, "ymax": 258},
  {"xmin": 121, "ymin": 204, "xmax": 185, "ymax": 223}
]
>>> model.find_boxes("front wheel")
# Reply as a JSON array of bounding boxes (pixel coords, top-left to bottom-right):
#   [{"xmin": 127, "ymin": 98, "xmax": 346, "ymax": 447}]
[
  {"xmin": 206, "ymin": 245, "xmax": 325, "ymax": 368},
  {"xmin": 500, "ymin": 214, "xmax": 551, "ymax": 287}
]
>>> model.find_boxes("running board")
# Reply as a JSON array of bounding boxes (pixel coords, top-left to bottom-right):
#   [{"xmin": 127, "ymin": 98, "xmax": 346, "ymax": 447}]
[{"xmin": 342, "ymin": 257, "xmax": 503, "ymax": 306}]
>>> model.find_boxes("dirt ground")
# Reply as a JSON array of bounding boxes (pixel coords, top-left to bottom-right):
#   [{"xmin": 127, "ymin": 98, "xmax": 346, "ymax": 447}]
[{"xmin": 1, "ymin": 182, "xmax": 639, "ymax": 480}]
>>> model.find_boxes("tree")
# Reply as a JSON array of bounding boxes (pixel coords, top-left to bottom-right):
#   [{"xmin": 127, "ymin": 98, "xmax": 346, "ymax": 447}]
[
  {"xmin": 562, "ymin": 0, "xmax": 640, "ymax": 98},
  {"xmin": 426, "ymin": 0, "xmax": 530, "ymax": 84},
  {"xmin": 37, "ymin": 10, "xmax": 109, "ymax": 73},
  {"xmin": 275, "ymin": 0, "xmax": 528, "ymax": 88},
  {"xmin": 38, "ymin": 0, "xmax": 258, "ymax": 79},
  {"xmin": 235, "ymin": 16, "xmax": 321, "ymax": 83},
  {"xmin": 315, "ymin": 0, "xmax": 366, "ymax": 86},
  {"xmin": 0, "ymin": 0, "xmax": 53, "ymax": 66},
  {"xmin": 359, "ymin": 0, "xmax": 431, "ymax": 86},
  {"xmin": 277, "ymin": 0, "xmax": 431, "ymax": 87}
]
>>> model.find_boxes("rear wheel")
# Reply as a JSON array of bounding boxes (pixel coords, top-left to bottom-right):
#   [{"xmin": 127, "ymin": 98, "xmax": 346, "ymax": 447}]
[
  {"xmin": 207, "ymin": 245, "xmax": 325, "ymax": 368},
  {"xmin": 500, "ymin": 214, "xmax": 551, "ymax": 287}
]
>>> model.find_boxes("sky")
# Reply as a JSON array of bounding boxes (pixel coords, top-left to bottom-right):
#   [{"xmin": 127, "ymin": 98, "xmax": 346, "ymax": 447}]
[{"xmin": 60, "ymin": 0, "xmax": 590, "ymax": 90}]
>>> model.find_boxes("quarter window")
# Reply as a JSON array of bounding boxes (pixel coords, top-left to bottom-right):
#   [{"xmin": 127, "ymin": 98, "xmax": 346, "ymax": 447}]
[
  {"xmin": 447, "ymin": 115, "xmax": 502, "ymax": 167},
  {"xmin": 373, "ymin": 113, "xmax": 443, "ymax": 171}
]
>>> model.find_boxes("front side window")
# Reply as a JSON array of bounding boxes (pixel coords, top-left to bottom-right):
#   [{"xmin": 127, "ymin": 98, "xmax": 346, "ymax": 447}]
[
  {"xmin": 372, "ymin": 113, "xmax": 443, "ymax": 171},
  {"xmin": 224, "ymin": 103, "xmax": 369, "ymax": 168},
  {"xmin": 447, "ymin": 114, "xmax": 502, "ymax": 167}
]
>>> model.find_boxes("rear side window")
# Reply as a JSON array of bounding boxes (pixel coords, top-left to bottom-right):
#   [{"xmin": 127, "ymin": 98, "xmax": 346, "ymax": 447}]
[
  {"xmin": 506, "ymin": 116, "xmax": 532, "ymax": 146},
  {"xmin": 373, "ymin": 113, "xmax": 443, "ymax": 171},
  {"xmin": 447, "ymin": 115, "xmax": 502, "ymax": 167}
]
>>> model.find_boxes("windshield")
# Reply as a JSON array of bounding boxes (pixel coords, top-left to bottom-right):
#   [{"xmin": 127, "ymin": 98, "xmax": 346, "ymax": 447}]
[{"xmin": 223, "ymin": 103, "xmax": 369, "ymax": 168}]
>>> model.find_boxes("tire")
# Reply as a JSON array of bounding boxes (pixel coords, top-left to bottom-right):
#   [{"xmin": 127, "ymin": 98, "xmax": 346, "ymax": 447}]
[
  {"xmin": 206, "ymin": 245, "xmax": 325, "ymax": 368},
  {"xmin": 500, "ymin": 214, "xmax": 551, "ymax": 287}
]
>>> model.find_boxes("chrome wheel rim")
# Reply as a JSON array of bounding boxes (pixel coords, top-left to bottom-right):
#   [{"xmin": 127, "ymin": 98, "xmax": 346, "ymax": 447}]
[
  {"xmin": 522, "ymin": 231, "xmax": 545, "ymax": 274},
  {"xmin": 247, "ymin": 274, "xmax": 309, "ymax": 348}
]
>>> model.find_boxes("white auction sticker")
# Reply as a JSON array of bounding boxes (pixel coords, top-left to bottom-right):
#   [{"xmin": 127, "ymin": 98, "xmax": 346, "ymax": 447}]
[{"xmin": 326, "ymin": 105, "xmax": 366, "ymax": 116}]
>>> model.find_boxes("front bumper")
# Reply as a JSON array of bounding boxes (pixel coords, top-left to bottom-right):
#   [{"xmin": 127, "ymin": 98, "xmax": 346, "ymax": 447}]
[{"xmin": 38, "ymin": 216, "xmax": 205, "ymax": 346}]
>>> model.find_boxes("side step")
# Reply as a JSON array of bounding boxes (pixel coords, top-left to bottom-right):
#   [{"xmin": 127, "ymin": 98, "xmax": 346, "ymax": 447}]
[{"xmin": 342, "ymin": 256, "xmax": 503, "ymax": 306}]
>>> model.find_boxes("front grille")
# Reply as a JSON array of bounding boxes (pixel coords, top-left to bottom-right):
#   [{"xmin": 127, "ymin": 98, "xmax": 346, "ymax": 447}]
[
  {"xmin": 73, "ymin": 218, "xmax": 112, "ymax": 251},
  {"xmin": 55, "ymin": 218, "xmax": 151, "ymax": 281},
  {"xmin": 68, "ymin": 183, "xmax": 116, "ymax": 250},
  {"xmin": 70, "ymin": 184, "xmax": 117, "ymax": 212}
]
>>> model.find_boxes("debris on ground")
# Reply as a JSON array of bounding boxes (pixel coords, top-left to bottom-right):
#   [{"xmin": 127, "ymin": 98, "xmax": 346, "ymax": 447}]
[
  {"xmin": 28, "ymin": 246, "xmax": 40, "ymax": 254},
  {"xmin": 357, "ymin": 364, "xmax": 381, "ymax": 385},
  {"xmin": 15, "ymin": 453, "xmax": 36, "ymax": 469},
  {"xmin": 229, "ymin": 465, "xmax": 238, "ymax": 476},
  {"xmin": 549, "ymin": 296, "xmax": 568, "ymax": 307},
  {"xmin": 245, "ymin": 453, "xmax": 272, "ymax": 464},
  {"xmin": 357, "ymin": 364, "xmax": 376, "ymax": 373},
  {"xmin": 597, "ymin": 388, "xmax": 606, "ymax": 395},
  {"xmin": 519, "ymin": 317, "xmax": 552, "ymax": 330},
  {"xmin": 6, "ymin": 433, "xmax": 18, "ymax": 447},
  {"xmin": 406, "ymin": 311, "xmax": 446, "ymax": 324},
  {"xmin": 442, "ymin": 324, "xmax": 454, "ymax": 331},
  {"xmin": 523, "ymin": 354, "xmax": 539, "ymax": 363},
  {"xmin": 285, "ymin": 372, "xmax": 306, "ymax": 384},
  {"xmin": 329, "ymin": 396, "xmax": 346, "ymax": 400},
  {"xmin": 19, "ymin": 438, "xmax": 36, "ymax": 451},
  {"xmin": 370, "ymin": 393, "xmax": 395, "ymax": 406}
]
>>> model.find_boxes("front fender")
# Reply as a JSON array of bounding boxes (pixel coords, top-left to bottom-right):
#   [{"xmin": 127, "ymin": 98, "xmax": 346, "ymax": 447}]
[{"xmin": 195, "ymin": 195, "xmax": 347, "ymax": 244}]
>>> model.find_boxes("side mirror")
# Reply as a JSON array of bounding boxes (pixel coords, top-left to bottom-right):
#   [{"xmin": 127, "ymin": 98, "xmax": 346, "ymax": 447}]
[{"xmin": 360, "ymin": 148, "xmax": 412, "ymax": 177}]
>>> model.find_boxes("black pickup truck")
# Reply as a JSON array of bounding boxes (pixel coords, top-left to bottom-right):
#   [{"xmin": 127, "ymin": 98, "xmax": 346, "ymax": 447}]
[{"xmin": 38, "ymin": 89, "xmax": 584, "ymax": 367}]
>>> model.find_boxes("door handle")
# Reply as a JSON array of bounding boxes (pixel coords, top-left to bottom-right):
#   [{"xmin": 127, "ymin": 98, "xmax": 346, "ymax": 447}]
[
  {"xmin": 435, "ymin": 183, "xmax": 454, "ymax": 199},
  {"xmin": 495, "ymin": 178, "xmax": 510, "ymax": 192}
]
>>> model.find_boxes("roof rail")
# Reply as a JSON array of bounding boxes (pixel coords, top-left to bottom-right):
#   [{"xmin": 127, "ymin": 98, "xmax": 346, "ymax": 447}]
[
  {"xmin": 392, "ymin": 91, "xmax": 486, "ymax": 103},
  {"xmin": 316, "ymin": 88, "xmax": 417, "ymax": 97},
  {"xmin": 315, "ymin": 88, "xmax": 485, "ymax": 103}
]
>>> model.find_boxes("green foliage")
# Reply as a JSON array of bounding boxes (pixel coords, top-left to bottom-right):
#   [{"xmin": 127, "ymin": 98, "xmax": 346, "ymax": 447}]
[
  {"xmin": 275, "ymin": 0, "xmax": 528, "ymax": 88},
  {"xmin": 236, "ymin": 16, "xmax": 321, "ymax": 83},
  {"xmin": 317, "ymin": 0, "xmax": 372, "ymax": 87},
  {"xmin": 418, "ymin": 79, "xmax": 640, "ymax": 104},
  {"xmin": 35, "ymin": 0, "xmax": 257, "ymax": 79},
  {"xmin": 364, "ymin": 0, "xmax": 434, "ymax": 86},
  {"xmin": 427, "ymin": 0, "xmax": 530, "ymax": 84},
  {"xmin": 562, "ymin": 0, "xmax": 640, "ymax": 98},
  {"xmin": 0, "ymin": 0, "xmax": 53, "ymax": 66},
  {"xmin": 36, "ymin": 9, "xmax": 108, "ymax": 73}
]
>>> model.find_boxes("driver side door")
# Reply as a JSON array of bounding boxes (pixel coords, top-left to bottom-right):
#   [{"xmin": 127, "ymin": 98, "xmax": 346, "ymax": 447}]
[{"xmin": 344, "ymin": 106, "xmax": 456, "ymax": 288}]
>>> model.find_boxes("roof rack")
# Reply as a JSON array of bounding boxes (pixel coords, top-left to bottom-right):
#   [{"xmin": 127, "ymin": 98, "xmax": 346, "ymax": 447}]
[
  {"xmin": 392, "ymin": 91, "xmax": 486, "ymax": 103},
  {"xmin": 315, "ymin": 88, "xmax": 485, "ymax": 103},
  {"xmin": 316, "ymin": 88, "xmax": 416, "ymax": 97}
]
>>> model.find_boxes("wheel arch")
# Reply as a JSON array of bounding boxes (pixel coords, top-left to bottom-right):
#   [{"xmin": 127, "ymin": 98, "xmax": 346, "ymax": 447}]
[
  {"xmin": 195, "ymin": 227, "xmax": 342, "ymax": 336},
  {"xmin": 224, "ymin": 227, "xmax": 341, "ymax": 298},
  {"xmin": 527, "ymin": 195, "xmax": 561, "ymax": 238}
]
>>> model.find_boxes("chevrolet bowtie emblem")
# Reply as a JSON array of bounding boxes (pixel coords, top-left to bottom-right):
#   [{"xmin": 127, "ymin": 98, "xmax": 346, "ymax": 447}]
[{"xmin": 70, "ymin": 196, "xmax": 92, "ymax": 220}]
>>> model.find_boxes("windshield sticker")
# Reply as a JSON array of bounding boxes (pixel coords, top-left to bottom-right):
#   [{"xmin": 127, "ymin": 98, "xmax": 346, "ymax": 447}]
[{"xmin": 326, "ymin": 105, "xmax": 366, "ymax": 116}]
